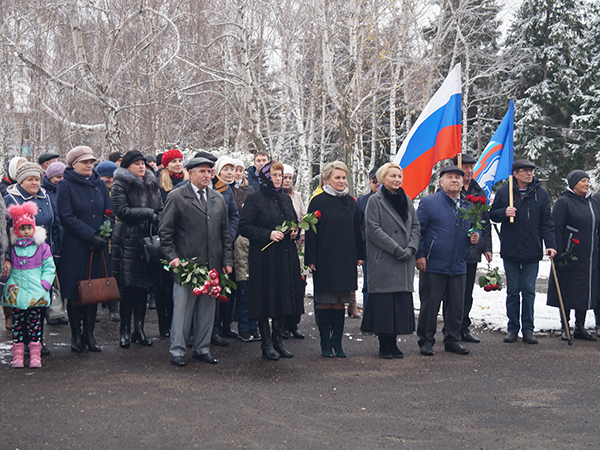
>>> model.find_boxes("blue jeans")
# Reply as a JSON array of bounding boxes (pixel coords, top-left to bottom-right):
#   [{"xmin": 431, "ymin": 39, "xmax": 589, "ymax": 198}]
[
  {"xmin": 504, "ymin": 260, "xmax": 539, "ymax": 334},
  {"xmin": 236, "ymin": 281, "xmax": 257, "ymax": 333}
]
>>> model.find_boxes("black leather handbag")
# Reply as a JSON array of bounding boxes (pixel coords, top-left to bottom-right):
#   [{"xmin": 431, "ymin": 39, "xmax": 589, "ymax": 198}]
[{"xmin": 142, "ymin": 224, "xmax": 162, "ymax": 263}]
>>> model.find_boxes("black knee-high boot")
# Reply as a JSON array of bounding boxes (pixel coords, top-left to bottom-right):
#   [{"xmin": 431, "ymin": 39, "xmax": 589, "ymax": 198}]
[
  {"xmin": 317, "ymin": 309, "xmax": 333, "ymax": 357},
  {"xmin": 67, "ymin": 302, "xmax": 84, "ymax": 352},
  {"xmin": 331, "ymin": 309, "xmax": 347, "ymax": 358},
  {"xmin": 120, "ymin": 288, "xmax": 133, "ymax": 348},
  {"xmin": 378, "ymin": 334, "xmax": 392, "ymax": 359},
  {"xmin": 258, "ymin": 320, "xmax": 279, "ymax": 360},
  {"xmin": 131, "ymin": 288, "xmax": 152, "ymax": 346},
  {"xmin": 82, "ymin": 305, "xmax": 101, "ymax": 352},
  {"xmin": 272, "ymin": 316, "xmax": 293, "ymax": 358},
  {"xmin": 574, "ymin": 309, "xmax": 596, "ymax": 341}
]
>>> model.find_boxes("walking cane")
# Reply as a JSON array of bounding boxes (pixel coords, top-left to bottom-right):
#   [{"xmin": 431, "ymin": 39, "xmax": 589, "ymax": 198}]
[{"xmin": 550, "ymin": 255, "xmax": 572, "ymax": 345}]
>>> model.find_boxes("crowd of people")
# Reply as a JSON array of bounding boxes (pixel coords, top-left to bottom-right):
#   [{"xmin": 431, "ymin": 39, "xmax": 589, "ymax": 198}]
[{"xmin": 2, "ymin": 146, "xmax": 599, "ymax": 368}]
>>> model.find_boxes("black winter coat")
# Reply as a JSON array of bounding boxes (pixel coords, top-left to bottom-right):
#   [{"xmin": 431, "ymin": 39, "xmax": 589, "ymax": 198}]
[
  {"xmin": 489, "ymin": 178, "xmax": 556, "ymax": 261},
  {"xmin": 547, "ymin": 190, "xmax": 599, "ymax": 311},
  {"xmin": 111, "ymin": 168, "xmax": 162, "ymax": 289},
  {"xmin": 462, "ymin": 179, "xmax": 492, "ymax": 264},
  {"xmin": 56, "ymin": 168, "xmax": 113, "ymax": 300},
  {"xmin": 239, "ymin": 186, "xmax": 304, "ymax": 320},
  {"xmin": 305, "ymin": 191, "xmax": 364, "ymax": 292}
]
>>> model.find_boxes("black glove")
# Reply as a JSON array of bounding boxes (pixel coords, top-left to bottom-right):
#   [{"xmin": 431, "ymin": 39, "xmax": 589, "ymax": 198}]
[
  {"xmin": 90, "ymin": 234, "xmax": 107, "ymax": 252},
  {"xmin": 152, "ymin": 213, "xmax": 160, "ymax": 229}
]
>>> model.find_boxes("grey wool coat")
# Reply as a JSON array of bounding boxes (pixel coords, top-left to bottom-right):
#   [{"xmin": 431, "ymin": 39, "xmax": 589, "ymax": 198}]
[
  {"xmin": 159, "ymin": 182, "xmax": 233, "ymax": 272},
  {"xmin": 365, "ymin": 189, "xmax": 420, "ymax": 294}
]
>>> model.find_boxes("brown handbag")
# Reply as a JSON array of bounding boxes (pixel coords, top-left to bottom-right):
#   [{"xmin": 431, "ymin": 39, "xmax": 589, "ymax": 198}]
[{"xmin": 77, "ymin": 252, "xmax": 121, "ymax": 306}]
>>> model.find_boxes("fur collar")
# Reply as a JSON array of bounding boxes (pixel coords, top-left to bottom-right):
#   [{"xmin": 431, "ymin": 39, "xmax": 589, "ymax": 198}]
[
  {"xmin": 10, "ymin": 226, "xmax": 47, "ymax": 245},
  {"xmin": 114, "ymin": 167, "xmax": 158, "ymax": 187}
]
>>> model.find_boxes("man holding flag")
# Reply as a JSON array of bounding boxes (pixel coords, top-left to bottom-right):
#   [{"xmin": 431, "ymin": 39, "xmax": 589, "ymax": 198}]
[{"xmin": 451, "ymin": 154, "xmax": 493, "ymax": 343}]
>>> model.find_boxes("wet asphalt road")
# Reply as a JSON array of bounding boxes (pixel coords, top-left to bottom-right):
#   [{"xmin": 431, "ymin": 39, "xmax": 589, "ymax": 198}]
[{"xmin": 1, "ymin": 302, "xmax": 600, "ymax": 450}]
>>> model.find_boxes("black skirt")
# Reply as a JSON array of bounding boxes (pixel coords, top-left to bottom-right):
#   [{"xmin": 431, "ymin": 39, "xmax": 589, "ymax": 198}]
[{"xmin": 360, "ymin": 292, "xmax": 415, "ymax": 335}]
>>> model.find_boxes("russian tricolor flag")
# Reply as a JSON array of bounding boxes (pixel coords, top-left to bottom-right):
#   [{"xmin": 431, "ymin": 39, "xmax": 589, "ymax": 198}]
[
  {"xmin": 473, "ymin": 101, "xmax": 514, "ymax": 198},
  {"xmin": 393, "ymin": 63, "xmax": 462, "ymax": 199}
]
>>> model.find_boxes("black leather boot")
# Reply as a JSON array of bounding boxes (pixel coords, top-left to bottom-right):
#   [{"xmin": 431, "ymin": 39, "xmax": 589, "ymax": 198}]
[
  {"xmin": 317, "ymin": 309, "xmax": 333, "ymax": 357},
  {"xmin": 272, "ymin": 317, "xmax": 293, "ymax": 358},
  {"xmin": 120, "ymin": 321, "xmax": 131, "ymax": 348},
  {"xmin": 82, "ymin": 305, "xmax": 101, "ymax": 352},
  {"xmin": 378, "ymin": 335, "xmax": 392, "ymax": 359},
  {"xmin": 258, "ymin": 320, "xmax": 279, "ymax": 360},
  {"xmin": 574, "ymin": 324, "xmax": 597, "ymax": 341},
  {"xmin": 331, "ymin": 309, "xmax": 347, "ymax": 357},
  {"xmin": 389, "ymin": 336, "xmax": 404, "ymax": 358},
  {"xmin": 131, "ymin": 318, "xmax": 153, "ymax": 346},
  {"xmin": 67, "ymin": 303, "xmax": 84, "ymax": 353}
]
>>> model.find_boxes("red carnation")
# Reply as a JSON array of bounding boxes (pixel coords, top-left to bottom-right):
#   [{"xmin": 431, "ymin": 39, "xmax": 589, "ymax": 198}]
[
  {"xmin": 209, "ymin": 269, "xmax": 219, "ymax": 280},
  {"xmin": 218, "ymin": 295, "xmax": 229, "ymax": 304},
  {"xmin": 192, "ymin": 287, "xmax": 202, "ymax": 297},
  {"xmin": 479, "ymin": 197, "xmax": 487, "ymax": 205},
  {"xmin": 466, "ymin": 194, "xmax": 474, "ymax": 201},
  {"xmin": 572, "ymin": 238, "xmax": 580, "ymax": 245},
  {"xmin": 314, "ymin": 210, "xmax": 321, "ymax": 220},
  {"xmin": 105, "ymin": 209, "xmax": 113, "ymax": 217},
  {"xmin": 492, "ymin": 284, "xmax": 499, "ymax": 291},
  {"xmin": 484, "ymin": 285, "xmax": 492, "ymax": 292}
]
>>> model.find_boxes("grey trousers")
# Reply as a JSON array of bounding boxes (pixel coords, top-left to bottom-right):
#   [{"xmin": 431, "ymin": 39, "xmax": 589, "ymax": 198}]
[
  {"xmin": 169, "ymin": 282, "xmax": 215, "ymax": 358},
  {"xmin": 417, "ymin": 272, "xmax": 465, "ymax": 347}
]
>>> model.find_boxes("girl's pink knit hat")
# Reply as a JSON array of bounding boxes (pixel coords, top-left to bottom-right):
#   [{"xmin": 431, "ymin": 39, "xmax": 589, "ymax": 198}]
[{"xmin": 7, "ymin": 202, "xmax": 37, "ymax": 237}]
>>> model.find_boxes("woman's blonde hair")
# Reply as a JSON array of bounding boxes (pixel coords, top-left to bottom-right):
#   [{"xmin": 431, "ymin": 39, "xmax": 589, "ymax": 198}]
[
  {"xmin": 376, "ymin": 163, "xmax": 403, "ymax": 186},
  {"xmin": 159, "ymin": 166, "xmax": 189, "ymax": 192},
  {"xmin": 321, "ymin": 161, "xmax": 349, "ymax": 186}
]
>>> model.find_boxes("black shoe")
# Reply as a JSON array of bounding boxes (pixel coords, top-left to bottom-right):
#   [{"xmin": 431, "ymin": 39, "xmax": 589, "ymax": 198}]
[
  {"xmin": 420, "ymin": 343, "xmax": 434, "ymax": 356},
  {"xmin": 574, "ymin": 326, "xmax": 597, "ymax": 341},
  {"xmin": 131, "ymin": 330, "xmax": 153, "ymax": 346},
  {"xmin": 238, "ymin": 331, "xmax": 254, "ymax": 342},
  {"xmin": 71, "ymin": 333, "xmax": 84, "ymax": 353},
  {"xmin": 220, "ymin": 328, "xmax": 238, "ymax": 339},
  {"xmin": 273, "ymin": 342, "xmax": 294, "ymax": 358},
  {"xmin": 444, "ymin": 342, "xmax": 470, "ymax": 354},
  {"xmin": 503, "ymin": 331, "xmax": 518, "ymax": 343},
  {"xmin": 461, "ymin": 331, "xmax": 481, "ymax": 343},
  {"xmin": 46, "ymin": 318, "xmax": 60, "ymax": 326},
  {"xmin": 290, "ymin": 329, "xmax": 305, "ymax": 339},
  {"xmin": 378, "ymin": 336, "xmax": 393, "ymax": 359},
  {"xmin": 120, "ymin": 324, "xmax": 131, "ymax": 348},
  {"xmin": 262, "ymin": 346, "xmax": 280, "ymax": 360},
  {"xmin": 211, "ymin": 334, "xmax": 230, "ymax": 347},
  {"xmin": 41, "ymin": 344, "xmax": 51, "ymax": 356},
  {"xmin": 522, "ymin": 332, "xmax": 538, "ymax": 344},
  {"xmin": 250, "ymin": 329, "xmax": 261, "ymax": 341},
  {"xmin": 109, "ymin": 311, "xmax": 121, "ymax": 322},
  {"xmin": 282, "ymin": 329, "xmax": 291, "ymax": 339},
  {"xmin": 171, "ymin": 357, "xmax": 186, "ymax": 366},
  {"xmin": 160, "ymin": 330, "xmax": 170, "ymax": 338},
  {"xmin": 193, "ymin": 353, "xmax": 218, "ymax": 364},
  {"xmin": 389, "ymin": 337, "xmax": 404, "ymax": 359},
  {"xmin": 58, "ymin": 317, "xmax": 69, "ymax": 325}
]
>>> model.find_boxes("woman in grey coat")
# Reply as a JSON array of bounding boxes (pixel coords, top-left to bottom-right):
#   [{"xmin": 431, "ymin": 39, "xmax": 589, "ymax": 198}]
[{"xmin": 360, "ymin": 163, "xmax": 420, "ymax": 358}]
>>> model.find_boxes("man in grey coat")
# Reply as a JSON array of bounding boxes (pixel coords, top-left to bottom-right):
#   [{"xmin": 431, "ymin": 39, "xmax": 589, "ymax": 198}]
[{"xmin": 159, "ymin": 157, "xmax": 233, "ymax": 366}]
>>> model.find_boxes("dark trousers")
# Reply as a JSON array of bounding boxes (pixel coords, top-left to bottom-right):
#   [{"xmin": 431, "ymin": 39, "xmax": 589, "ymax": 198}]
[
  {"xmin": 120, "ymin": 286, "xmax": 147, "ymax": 325},
  {"xmin": 156, "ymin": 271, "xmax": 174, "ymax": 335},
  {"xmin": 461, "ymin": 263, "xmax": 478, "ymax": 334},
  {"xmin": 417, "ymin": 272, "xmax": 465, "ymax": 347}
]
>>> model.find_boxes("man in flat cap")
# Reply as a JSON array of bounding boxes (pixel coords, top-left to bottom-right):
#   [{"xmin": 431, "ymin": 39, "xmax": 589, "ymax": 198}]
[
  {"xmin": 451, "ymin": 154, "xmax": 493, "ymax": 344},
  {"xmin": 490, "ymin": 159, "xmax": 556, "ymax": 344},
  {"xmin": 38, "ymin": 152, "xmax": 60, "ymax": 171},
  {"xmin": 415, "ymin": 165, "xmax": 480, "ymax": 356},
  {"xmin": 159, "ymin": 157, "xmax": 233, "ymax": 366}
]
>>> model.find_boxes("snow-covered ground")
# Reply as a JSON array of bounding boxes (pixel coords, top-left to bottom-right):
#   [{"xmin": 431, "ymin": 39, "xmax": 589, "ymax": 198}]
[{"xmin": 307, "ymin": 232, "xmax": 595, "ymax": 333}]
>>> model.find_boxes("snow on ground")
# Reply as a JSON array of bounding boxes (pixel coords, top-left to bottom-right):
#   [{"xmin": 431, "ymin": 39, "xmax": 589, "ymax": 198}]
[{"xmin": 307, "ymin": 231, "xmax": 595, "ymax": 333}]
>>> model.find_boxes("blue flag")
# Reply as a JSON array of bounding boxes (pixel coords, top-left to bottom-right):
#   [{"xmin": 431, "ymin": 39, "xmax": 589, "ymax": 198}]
[{"xmin": 473, "ymin": 101, "xmax": 514, "ymax": 198}]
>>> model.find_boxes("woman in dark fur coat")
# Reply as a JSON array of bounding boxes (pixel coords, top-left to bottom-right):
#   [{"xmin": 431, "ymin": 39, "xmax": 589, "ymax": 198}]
[
  {"xmin": 239, "ymin": 161, "xmax": 304, "ymax": 360},
  {"xmin": 111, "ymin": 151, "xmax": 162, "ymax": 348}
]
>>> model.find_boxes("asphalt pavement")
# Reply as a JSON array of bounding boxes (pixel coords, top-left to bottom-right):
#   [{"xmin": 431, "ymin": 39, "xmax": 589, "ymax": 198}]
[{"xmin": 1, "ymin": 301, "xmax": 600, "ymax": 450}]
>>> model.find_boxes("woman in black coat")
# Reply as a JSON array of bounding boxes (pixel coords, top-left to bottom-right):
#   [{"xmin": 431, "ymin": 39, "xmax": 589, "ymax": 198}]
[
  {"xmin": 305, "ymin": 161, "xmax": 364, "ymax": 358},
  {"xmin": 239, "ymin": 161, "xmax": 304, "ymax": 360},
  {"xmin": 111, "ymin": 151, "xmax": 162, "ymax": 348},
  {"xmin": 547, "ymin": 170, "xmax": 600, "ymax": 340},
  {"xmin": 57, "ymin": 146, "xmax": 113, "ymax": 353}
]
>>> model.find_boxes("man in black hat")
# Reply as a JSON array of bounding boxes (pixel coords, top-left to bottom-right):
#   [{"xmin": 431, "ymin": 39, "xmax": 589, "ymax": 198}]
[
  {"xmin": 39, "ymin": 152, "xmax": 60, "ymax": 171},
  {"xmin": 356, "ymin": 167, "xmax": 380, "ymax": 311},
  {"xmin": 490, "ymin": 159, "xmax": 556, "ymax": 344},
  {"xmin": 415, "ymin": 165, "xmax": 480, "ymax": 356},
  {"xmin": 450, "ymin": 154, "xmax": 493, "ymax": 343},
  {"xmin": 159, "ymin": 157, "xmax": 233, "ymax": 366}
]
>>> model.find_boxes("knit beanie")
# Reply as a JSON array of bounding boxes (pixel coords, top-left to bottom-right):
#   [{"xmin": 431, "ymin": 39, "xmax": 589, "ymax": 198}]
[
  {"xmin": 567, "ymin": 170, "xmax": 589, "ymax": 190},
  {"xmin": 45, "ymin": 161, "xmax": 66, "ymax": 180},
  {"xmin": 8, "ymin": 157, "xmax": 27, "ymax": 181},
  {"xmin": 8, "ymin": 202, "xmax": 37, "ymax": 237},
  {"xmin": 161, "ymin": 149, "xmax": 183, "ymax": 168},
  {"xmin": 15, "ymin": 162, "xmax": 44, "ymax": 185},
  {"xmin": 215, "ymin": 156, "xmax": 236, "ymax": 177}
]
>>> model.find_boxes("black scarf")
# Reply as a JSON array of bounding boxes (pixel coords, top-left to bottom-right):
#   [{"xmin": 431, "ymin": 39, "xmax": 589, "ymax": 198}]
[{"xmin": 381, "ymin": 186, "xmax": 408, "ymax": 222}]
